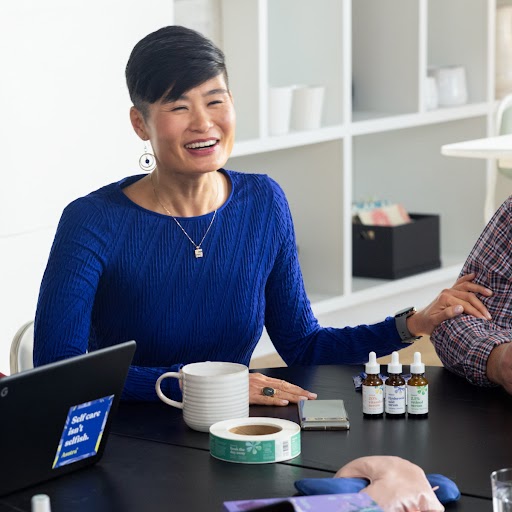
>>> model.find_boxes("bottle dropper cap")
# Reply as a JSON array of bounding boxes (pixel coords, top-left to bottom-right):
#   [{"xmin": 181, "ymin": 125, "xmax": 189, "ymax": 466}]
[
  {"xmin": 31, "ymin": 494, "xmax": 51, "ymax": 512},
  {"xmin": 365, "ymin": 351, "xmax": 380, "ymax": 374},
  {"xmin": 387, "ymin": 351, "xmax": 402, "ymax": 374},
  {"xmin": 410, "ymin": 352, "xmax": 425, "ymax": 374}
]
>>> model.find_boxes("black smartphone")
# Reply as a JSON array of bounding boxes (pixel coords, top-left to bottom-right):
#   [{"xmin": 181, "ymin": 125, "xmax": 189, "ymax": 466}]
[{"xmin": 298, "ymin": 399, "xmax": 350, "ymax": 430}]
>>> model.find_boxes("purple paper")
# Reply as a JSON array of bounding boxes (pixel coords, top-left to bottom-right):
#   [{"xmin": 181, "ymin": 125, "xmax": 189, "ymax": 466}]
[{"xmin": 223, "ymin": 492, "xmax": 382, "ymax": 511}]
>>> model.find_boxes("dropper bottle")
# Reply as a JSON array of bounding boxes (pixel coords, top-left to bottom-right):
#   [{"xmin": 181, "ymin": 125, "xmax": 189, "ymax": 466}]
[
  {"xmin": 385, "ymin": 351, "xmax": 406, "ymax": 418},
  {"xmin": 407, "ymin": 352, "xmax": 428, "ymax": 419},
  {"xmin": 362, "ymin": 351, "xmax": 384, "ymax": 418}
]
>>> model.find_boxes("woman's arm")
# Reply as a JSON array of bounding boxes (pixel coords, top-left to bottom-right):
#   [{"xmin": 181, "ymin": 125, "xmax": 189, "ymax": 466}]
[
  {"xmin": 264, "ymin": 181, "xmax": 490, "ymax": 368},
  {"xmin": 34, "ymin": 198, "xmax": 183, "ymax": 402},
  {"xmin": 34, "ymin": 199, "xmax": 109, "ymax": 364}
]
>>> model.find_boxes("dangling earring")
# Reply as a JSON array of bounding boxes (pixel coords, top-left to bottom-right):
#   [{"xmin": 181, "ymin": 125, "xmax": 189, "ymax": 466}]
[{"xmin": 139, "ymin": 142, "xmax": 156, "ymax": 172}]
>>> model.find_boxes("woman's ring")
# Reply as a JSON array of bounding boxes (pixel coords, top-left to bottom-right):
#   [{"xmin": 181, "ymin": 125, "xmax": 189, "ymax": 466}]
[{"xmin": 262, "ymin": 386, "xmax": 276, "ymax": 397}]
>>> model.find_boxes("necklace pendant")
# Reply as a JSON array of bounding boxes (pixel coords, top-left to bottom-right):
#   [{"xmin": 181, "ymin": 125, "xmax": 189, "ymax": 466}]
[{"xmin": 195, "ymin": 247, "xmax": 204, "ymax": 258}]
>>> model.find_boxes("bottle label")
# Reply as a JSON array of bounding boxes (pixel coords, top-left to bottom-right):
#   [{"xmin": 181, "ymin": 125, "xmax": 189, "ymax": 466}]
[
  {"xmin": 362, "ymin": 385, "xmax": 384, "ymax": 414},
  {"xmin": 385, "ymin": 384, "xmax": 406, "ymax": 414},
  {"xmin": 407, "ymin": 385, "xmax": 428, "ymax": 414}
]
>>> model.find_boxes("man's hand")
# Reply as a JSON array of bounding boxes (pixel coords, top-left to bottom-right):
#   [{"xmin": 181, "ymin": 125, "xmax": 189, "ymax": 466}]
[
  {"xmin": 407, "ymin": 273, "xmax": 492, "ymax": 336},
  {"xmin": 486, "ymin": 343, "xmax": 512, "ymax": 394},
  {"xmin": 249, "ymin": 372, "xmax": 317, "ymax": 406}
]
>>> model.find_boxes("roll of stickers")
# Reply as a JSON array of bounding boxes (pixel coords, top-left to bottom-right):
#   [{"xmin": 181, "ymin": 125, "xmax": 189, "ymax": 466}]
[{"xmin": 209, "ymin": 417, "xmax": 301, "ymax": 464}]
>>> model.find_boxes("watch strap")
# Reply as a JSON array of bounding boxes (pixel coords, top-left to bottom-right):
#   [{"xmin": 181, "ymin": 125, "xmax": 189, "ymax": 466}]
[{"xmin": 395, "ymin": 308, "xmax": 421, "ymax": 343}]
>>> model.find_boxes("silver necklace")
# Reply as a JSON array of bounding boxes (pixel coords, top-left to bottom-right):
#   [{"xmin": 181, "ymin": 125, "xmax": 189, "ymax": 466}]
[{"xmin": 150, "ymin": 172, "xmax": 219, "ymax": 258}]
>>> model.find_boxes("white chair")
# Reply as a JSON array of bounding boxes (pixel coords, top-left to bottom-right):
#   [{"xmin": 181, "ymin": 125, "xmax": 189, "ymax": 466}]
[
  {"xmin": 9, "ymin": 320, "xmax": 34, "ymax": 374},
  {"xmin": 485, "ymin": 93, "xmax": 512, "ymax": 221}
]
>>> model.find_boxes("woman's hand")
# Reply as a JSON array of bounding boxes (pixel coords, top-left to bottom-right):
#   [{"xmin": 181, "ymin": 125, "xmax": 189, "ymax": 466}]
[
  {"xmin": 408, "ymin": 272, "xmax": 492, "ymax": 336},
  {"xmin": 249, "ymin": 372, "xmax": 317, "ymax": 406}
]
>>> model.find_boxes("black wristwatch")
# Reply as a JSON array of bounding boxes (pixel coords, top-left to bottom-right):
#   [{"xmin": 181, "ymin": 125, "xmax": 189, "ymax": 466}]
[{"xmin": 394, "ymin": 307, "xmax": 421, "ymax": 343}]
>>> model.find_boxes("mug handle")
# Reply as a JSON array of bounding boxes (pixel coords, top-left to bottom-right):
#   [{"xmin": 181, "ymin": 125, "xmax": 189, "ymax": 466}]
[{"xmin": 155, "ymin": 371, "xmax": 183, "ymax": 409}]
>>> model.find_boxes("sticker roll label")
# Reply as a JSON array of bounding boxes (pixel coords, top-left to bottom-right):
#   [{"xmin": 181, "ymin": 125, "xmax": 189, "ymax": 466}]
[{"xmin": 209, "ymin": 418, "xmax": 301, "ymax": 464}]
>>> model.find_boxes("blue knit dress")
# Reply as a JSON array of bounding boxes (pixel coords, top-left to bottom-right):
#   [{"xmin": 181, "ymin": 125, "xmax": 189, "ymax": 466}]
[{"xmin": 34, "ymin": 170, "xmax": 402, "ymax": 400}]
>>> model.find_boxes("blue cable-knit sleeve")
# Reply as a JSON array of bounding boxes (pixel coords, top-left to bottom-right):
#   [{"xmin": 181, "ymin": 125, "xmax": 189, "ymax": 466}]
[
  {"xmin": 34, "ymin": 199, "xmax": 109, "ymax": 362},
  {"xmin": 34, "ymin": 198, "xmax": 183, "ymax": 402},
  {"xmin": 263, "ymin": 181, "xmax": 404, "ymax": 366}
]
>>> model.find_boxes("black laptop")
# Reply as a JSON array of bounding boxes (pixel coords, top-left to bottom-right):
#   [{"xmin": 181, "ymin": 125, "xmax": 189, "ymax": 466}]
[{"xmin": 0, "ymin": 340, "xmax": 136, "ymax": 496}]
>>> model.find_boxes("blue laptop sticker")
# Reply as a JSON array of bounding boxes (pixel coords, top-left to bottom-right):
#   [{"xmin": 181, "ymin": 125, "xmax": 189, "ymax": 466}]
[{"xmin": 53, "ymin": 395, "xmax": 114, "ymax": 468}]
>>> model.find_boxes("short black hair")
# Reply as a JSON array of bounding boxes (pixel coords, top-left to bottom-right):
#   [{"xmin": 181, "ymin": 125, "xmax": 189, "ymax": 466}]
[{"xmin": 125, "ymin": 25, "xmax": 229, "ymax": 117}]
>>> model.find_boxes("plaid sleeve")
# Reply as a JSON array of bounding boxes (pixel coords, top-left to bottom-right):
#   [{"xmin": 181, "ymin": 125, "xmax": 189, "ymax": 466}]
[{"xmin": 431, "ymin": 196, "xmax": 512, "ymax": 386}]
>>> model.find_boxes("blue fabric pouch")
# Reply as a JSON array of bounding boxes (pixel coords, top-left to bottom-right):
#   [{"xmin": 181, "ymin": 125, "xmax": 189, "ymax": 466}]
[{"xmin": 294, "ymin": 474, "xmax": 460, "ymax": 504}]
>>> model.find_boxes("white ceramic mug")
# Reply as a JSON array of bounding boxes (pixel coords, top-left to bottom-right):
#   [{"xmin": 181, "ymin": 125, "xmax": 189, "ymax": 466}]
[
  {"xmin": 291, "ymin": 85, "xmax": 325, "ymax": 131},
  {"xmin": 268, "ymin": 86, "xmax": 295, "ymax": 136},
  {"xmin": 155, "ymin": 361, "xmax": 249, "ymax": 432},
  {"xmin": 432, "ymin": 65, "xmax": 468, "ymax": 107}
]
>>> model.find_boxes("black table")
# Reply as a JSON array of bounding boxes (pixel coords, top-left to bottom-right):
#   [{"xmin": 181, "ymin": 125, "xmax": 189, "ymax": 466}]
[
  {"xmin": 1, "ymin": 365, "xmax": 509, "ymax": 511},
  {"xmin": 110, "ymin": 365, "xmax": 512, "ymax": 501},
  {"xmin": 0, "ymin": 434, "xmax": 336, "ymax": 512},
  {"xmin": 0, "ymin": 434, "xmax": 490, "ymax": 512}
]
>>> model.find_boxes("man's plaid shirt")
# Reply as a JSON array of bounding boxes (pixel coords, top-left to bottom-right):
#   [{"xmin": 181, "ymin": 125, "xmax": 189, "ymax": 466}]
[{"xmin": 431, "ymin": 196, "xmax": 512, "ymax": 387}]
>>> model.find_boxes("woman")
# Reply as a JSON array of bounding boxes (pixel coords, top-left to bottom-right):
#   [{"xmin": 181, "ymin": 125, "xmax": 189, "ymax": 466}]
[{"xmin": 34, "ymin": 26, "xmax": 491, "ymax": 405}]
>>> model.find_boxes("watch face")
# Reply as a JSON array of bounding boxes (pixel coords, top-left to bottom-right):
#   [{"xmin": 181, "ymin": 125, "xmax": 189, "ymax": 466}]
[{"xmin": 395, "ymin": 307, "xmax": 416, "ymax": 318}]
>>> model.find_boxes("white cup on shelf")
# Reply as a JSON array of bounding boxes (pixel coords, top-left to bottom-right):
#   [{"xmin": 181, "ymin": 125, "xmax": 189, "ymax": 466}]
[
  {"xmin": 290, "ymin": 85, "xmax": 325, "ymax": 131},
  {"xmin": 424, "ymin": 76, "xmax": 438, "ymax": 110},
  {"xmin": 431, "ymin": 65, "xmax": 468, "ymax": 107},
  {"xmin": 268, "ymin": 85, "xmax": 295, "ymax": 136}
]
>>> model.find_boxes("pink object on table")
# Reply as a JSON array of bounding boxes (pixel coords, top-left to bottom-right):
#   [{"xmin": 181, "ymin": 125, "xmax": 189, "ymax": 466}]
[{"xmin": 335, "ymin": 456, "xmax": 444, "ymax": 512}]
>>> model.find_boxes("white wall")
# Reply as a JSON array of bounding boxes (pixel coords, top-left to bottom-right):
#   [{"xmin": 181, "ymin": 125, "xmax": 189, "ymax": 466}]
[{"xmin": 0, "ymin": 1, "xmax": 173, "ymax": 373}]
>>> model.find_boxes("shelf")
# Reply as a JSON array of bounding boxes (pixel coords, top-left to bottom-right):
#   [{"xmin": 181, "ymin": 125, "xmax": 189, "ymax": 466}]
[
  {"xmin": 232, "ymin": 103, "xmax": 490, "ymax": 156},
  {"xmin": 310, "ymin": 258, "xmax": 464, "ymax": 317},
  {"xmin": 231, "ymin": 125, "xmax": 346, "ymax": 157},
  {"xmin": 177, "ymin": 0, "xmax": 495, "ymax": 331},
  {"xmin": 351, "ymin": 103, "xmax": 490, "ymax": 135}
]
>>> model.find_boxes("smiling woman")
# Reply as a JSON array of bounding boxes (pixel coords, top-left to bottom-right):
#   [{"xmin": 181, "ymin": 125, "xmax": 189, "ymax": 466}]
[
  {"xmin": 33, "ymin": 25, "xmax": 491, "ymax": 407},
  {"xmin": 123, "ymin": 26, "xmax": 236, "ymax": 219}
]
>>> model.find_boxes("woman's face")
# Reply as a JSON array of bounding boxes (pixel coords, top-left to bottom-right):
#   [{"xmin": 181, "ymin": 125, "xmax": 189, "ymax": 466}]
[{"xmin": 134, "ymin": 74, "xmax": 236, "ymax": 177}]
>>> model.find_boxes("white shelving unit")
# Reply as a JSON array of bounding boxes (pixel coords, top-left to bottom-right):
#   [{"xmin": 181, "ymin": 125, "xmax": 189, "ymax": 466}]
[{"xmin": 175, "ymin": 0, "xmax": 499, "ymax": 357}]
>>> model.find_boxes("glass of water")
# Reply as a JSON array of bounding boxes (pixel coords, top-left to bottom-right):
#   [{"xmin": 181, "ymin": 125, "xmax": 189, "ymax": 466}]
[{"xmin": 492, "ymin": 468, "xmax": 512, "ymax": 511}]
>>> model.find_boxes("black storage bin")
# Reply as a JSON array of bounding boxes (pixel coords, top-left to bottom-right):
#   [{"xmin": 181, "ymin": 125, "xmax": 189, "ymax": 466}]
[{"xmin": 352, "ymin": 214, "xmax": 441, "ymax": 279}]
